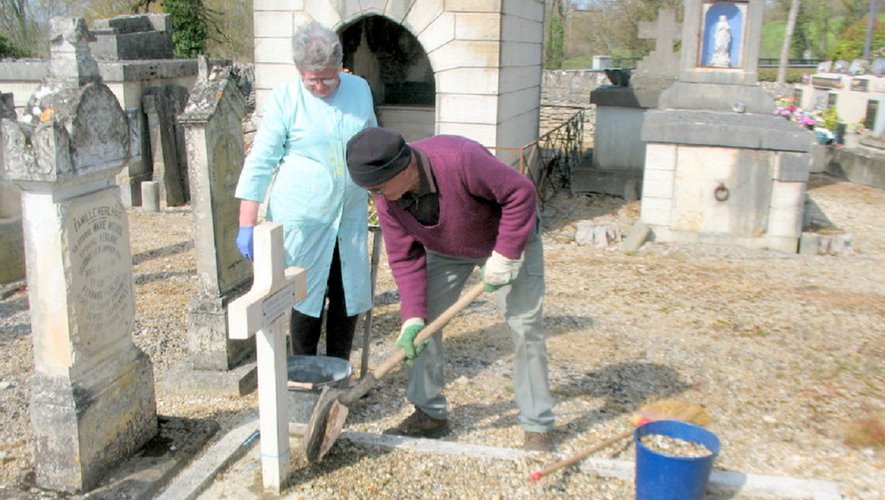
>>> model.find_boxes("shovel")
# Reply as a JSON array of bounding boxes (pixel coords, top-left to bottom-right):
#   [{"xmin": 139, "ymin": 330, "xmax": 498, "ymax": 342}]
[{"xmin": 303, "ymin": 281, "xmax": 486, "ymax": 463}]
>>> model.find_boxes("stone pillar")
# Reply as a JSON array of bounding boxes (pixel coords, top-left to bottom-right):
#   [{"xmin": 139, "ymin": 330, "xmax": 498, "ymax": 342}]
[
  {"xmin": 142, "ymin": 85, "xmax": 190, "ymax": 207},
  {"xmin": 0, "ymin": 17, "xmax": 156, "ymax": 493},
  {"xmin": 168, "ymin": 58, "xmax": 254, "ymax": 396}
]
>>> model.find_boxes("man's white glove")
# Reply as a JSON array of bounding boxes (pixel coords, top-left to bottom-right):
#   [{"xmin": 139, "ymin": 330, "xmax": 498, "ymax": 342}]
[{"xmin": 481, "ymin": 251, "xmax": 524, "ymax": 292}]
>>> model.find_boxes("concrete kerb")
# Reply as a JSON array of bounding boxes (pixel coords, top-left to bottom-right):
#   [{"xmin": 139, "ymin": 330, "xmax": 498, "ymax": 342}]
[
  {"xmin": 161, "ymin": 415, "xmax": 842, "ymax": 499},
  {"xmin": 156, "ymin": 412, "xmax": 260, "ymax": 500}
]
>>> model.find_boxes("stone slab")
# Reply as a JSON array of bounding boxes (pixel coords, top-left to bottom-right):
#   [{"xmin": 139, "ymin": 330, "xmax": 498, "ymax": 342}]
[
  {"xmin": 825, "ymin": 145, "xmax": 885, "ymax": 189},
  {"xmin": 643, "ymin": 109, "xmax": 815, "ymax": 152},
  {"xmin": 571, "ymin": 168, "xmax": 643, "ymax": 200},
  {"xmin": 156, "ymin": 413, "xmax": 259, "ymax": 500},
  {"xmin": 0, "ymin": 416, "xmax": 218, "ymax": 499},
  {"xmin": 621, "ymin": 221, "xmax": 651, "ymax": 253},
  {"xmin": 0, "ymin": 216, "xmax": 25, "ymax": 284},
  {"xmin": 161, "ymin": 357, "xmax": 257, "ymax": 397}
]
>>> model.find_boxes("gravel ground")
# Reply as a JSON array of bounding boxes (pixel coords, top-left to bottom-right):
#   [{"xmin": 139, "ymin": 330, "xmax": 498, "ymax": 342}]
[{"xmin": 1, "ymin": 173, "xmax": 883, "ymax": 499}]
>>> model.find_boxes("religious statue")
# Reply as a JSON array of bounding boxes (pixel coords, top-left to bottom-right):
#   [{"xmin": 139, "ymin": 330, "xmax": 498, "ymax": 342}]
[{"xmin": 710, "ymin": 15, "xmax": 731, "ymax": 67}]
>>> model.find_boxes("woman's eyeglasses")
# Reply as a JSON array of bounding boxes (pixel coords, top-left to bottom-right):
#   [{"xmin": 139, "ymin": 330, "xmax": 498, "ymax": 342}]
[{"xmin": 303, "ymin": 77, "xmax": 338, "ymax": 87}]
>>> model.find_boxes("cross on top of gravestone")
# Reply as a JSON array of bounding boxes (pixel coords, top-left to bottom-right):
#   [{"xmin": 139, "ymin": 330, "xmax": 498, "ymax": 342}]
[
  {"xmin": 47, "ymin": 17, "xmax": 100, "ymax": 86},
  {"xmin": 637, "ymin": 9, "xmax": 681, "ymax": 76}
]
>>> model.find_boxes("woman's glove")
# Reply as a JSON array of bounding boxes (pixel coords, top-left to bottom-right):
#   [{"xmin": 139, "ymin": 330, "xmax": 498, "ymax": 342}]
[
  {"xmin": 236, "ymin": 226, "xmax": 254, "ymax": 261},
  {"xmin": 480, "ymin": 251, "xmax": 523, "ymax": 292},
  {"xmin": 397, "ymin": 318, "xmax": 428, "ymax": 367}
]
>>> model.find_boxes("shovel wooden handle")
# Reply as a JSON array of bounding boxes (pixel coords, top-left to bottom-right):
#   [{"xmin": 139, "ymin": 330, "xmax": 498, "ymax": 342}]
[{"xmin": 372, "ymin": 281, "xmax": 486, "ymax": 380}]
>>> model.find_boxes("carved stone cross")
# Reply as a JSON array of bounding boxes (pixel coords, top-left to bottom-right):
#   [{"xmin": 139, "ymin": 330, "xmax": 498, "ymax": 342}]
[
  {"xmin": 637, "ymin": 9, "xmax": 681, "ymax": 76},
  {"xmin": 228, "ymin": 223, "xmax": 306, "ymax": 493}
]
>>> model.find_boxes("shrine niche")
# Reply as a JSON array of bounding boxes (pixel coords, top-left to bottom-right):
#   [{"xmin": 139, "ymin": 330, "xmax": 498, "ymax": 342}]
[{"xmin": 700, "ymin": 2, "xmax": 747, "ymax": 69}]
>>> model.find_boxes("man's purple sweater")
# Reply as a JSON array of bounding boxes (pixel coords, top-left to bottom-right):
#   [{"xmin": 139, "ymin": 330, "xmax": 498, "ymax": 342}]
[{"xmin": 375, "ymin": 135, "xmax": 538, "ymax": 321}]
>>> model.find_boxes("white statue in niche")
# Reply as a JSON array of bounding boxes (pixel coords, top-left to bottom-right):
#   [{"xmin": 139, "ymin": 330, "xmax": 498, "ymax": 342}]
[{"xmin": 710, "ymin": 15, "xmax": 732, "ymax": 67}]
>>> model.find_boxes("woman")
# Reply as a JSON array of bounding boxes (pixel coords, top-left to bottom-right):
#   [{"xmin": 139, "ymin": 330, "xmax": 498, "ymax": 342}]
[{"xmin": 235, "ymin": 21, "xmax": 376, "ymax": 361}]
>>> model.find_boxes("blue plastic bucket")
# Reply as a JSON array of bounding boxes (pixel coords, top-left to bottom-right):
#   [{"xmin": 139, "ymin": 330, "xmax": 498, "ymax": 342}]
[{"xmin": 634, "ymin": 420, "xmax": 720, "ymax": 500}]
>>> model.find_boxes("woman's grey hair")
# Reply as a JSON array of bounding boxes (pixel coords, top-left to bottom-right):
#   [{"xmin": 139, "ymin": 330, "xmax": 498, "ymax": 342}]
[{"xmin": 291, "ymin": 21, "xmax": 343, "ymax": 72}]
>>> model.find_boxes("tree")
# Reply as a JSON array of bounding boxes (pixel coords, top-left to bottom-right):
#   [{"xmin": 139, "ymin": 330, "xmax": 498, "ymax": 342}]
[
  {"xmin": 0, "ymin": 31, "xmax": 29, "ymax": 58},
  {"xmin": 777, "ymin": 0, "xmax": 800, "ymax": 83},
  {"xmin": 163, "ymin": 0, "xmax": 209, "ymax": 57},
  {"xmin": 0, "ymin": 0, "xmax": 40, "ymax": 57},
  {"xmin": 545, "ymin": 0, "xmax": 566, "ymax": 68},
  {"xmin": 831, "ymin": 16, "xmax": 884, "ymax": 60}
]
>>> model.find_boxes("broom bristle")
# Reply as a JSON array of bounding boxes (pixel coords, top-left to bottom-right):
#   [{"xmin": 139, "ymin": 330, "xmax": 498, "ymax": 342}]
[{"xmin": 630, "ymin": 399, "xmax": 711, "ymax": 427}]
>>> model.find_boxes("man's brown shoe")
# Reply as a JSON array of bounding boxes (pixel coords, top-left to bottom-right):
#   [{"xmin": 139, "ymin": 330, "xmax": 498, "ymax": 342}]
[
  {"xmin": 383, "ymin": 407, "xmax": 449, "ymax": 439},
  {"xmin": 524, "ymin": 431, "xmax": 553, "ymax": 452}
]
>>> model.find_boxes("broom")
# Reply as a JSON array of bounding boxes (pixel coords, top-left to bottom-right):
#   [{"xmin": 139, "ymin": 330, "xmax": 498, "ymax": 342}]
[{"xmin": 528, "ymin": 399, "xmax": 711, "ymax": 482}]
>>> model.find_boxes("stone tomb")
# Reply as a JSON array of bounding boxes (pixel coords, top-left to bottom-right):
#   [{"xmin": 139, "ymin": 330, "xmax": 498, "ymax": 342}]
[
  {"xmin": 581, "ymin": 8, "xmax": 682, "ymax": 199},
  {"xmin": 163, "ymin": 58, "xmax": 255, "ymax": 397},
  {"xmin": 639, "ymin": 0, "xmax": 815, "ymax": 253},
  {"xmin": 0, "ymin": 18, "xmax": 156, "ymax": 492}
]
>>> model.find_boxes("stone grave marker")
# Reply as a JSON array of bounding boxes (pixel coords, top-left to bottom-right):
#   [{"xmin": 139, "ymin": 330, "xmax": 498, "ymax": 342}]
[
  {"xmin": 228, "ymin": 222, "xmax": 306, "ymax": 493},
  {"xmin": 0, "ymin": 17, "xmax": 156, "ymax": 492},
  {"xmin": 636, "ymin": 9, "xmax": 681, "ymax": 78},
  {"xmin": 143, "ymin": 84, "xmax": 190, "ymax": 207},
  {"xmin": 167, "ymin": 58, "xmax": 254, "ymax": 397},
  {"xmin": 641, "ymin": 0, "xmax": 816, "ymax": 253},
  {"xmin": 0, "ymin": 91, "xmax": 26, "ymax": 285}
]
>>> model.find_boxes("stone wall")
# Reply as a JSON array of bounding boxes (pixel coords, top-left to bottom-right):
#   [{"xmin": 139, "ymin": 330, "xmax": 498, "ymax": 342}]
[{"xmin": 540, "ymin": 69, "xmax": 607, "ymax": 148}]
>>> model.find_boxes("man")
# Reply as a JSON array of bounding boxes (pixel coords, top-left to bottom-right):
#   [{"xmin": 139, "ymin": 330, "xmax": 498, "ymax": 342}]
[{"xmin": 345, "ymin": 127, "xmax": 555, "ymax": 452}]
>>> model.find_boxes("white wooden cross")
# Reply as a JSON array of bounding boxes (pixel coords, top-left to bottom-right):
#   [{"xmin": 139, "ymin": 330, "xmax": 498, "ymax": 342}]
[{"xmin": 228, "ymin": 222, "xmax": 306, "ymax": 493}]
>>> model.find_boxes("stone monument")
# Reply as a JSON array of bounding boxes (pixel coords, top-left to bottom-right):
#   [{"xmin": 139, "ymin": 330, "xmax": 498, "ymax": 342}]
[
  {"xmin": 0, "ymin": 18, "xmax": 156, "ymax": 492},
  {"xmin": 640, "ymin": 0, "xmax": 816, "ymax": 253},
  {"xmin": 579, "ymin": 8, "xmax": 682, "ymax": 200},
  {"xmin": 166, "ymin": 58, "xmax": 255, "ymax": 396}
]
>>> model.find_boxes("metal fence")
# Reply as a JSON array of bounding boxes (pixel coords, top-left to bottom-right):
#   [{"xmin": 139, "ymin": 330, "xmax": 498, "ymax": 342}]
[
  {"xmin": 609, "ymin": 57, "xmax": 821, "ymax": 69},
  {"xmin": 489, "ymin": 107, "xmax": 585, "ymax": 206}
]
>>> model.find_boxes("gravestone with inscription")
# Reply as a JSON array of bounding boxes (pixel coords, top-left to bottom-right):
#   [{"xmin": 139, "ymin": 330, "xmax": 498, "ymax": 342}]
[
  {"xmin": 640, "ymin": 0, "xmax": 815, "ymax": 253},
  {"xmin": 0, "ymin": 17, "xmax": 156, "ymax": 493},
  {"xmin": 167, "ymin": 58, "xmax": 255, "ymax": 396}
]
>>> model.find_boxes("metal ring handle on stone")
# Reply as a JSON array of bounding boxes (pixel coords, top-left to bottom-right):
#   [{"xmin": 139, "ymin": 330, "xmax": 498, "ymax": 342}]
[{"xmin": 714, "ymin": 183, "xmax": 729, "ymax": 202}]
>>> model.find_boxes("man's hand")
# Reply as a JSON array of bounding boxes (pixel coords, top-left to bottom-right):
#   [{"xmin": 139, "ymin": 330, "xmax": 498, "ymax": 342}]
[
  {"xmin": 397, "ymin": 318, "xmax": 428, "ymax": 367},
  {"xmin": 236, "ymin": 226, "xmax": 254, "ymax": 261},
  {"xmin": 481, "ymin": 251, "xmax": 523, "ymax": 292}
]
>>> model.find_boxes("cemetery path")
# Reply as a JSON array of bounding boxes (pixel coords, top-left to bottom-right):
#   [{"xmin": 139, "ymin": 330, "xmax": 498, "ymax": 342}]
[{"xmin": 0, "ymin": 173, "xmax": 882, "ymax": 499}]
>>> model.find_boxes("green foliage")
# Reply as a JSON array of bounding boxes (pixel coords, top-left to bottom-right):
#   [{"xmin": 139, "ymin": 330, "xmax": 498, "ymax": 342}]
[
  {"xmin": 164, "ymin": 0, "xmax": 208, "ymax": 57},
  {"xmin": 830, "ymin": 17, "xmax": 884, "ymax": 61},
  {"xmin": 822, "ymin": 107, "xmax": 841, "ymax": 131},
  {"xmin": 0, "ymin": 32, "xmax": 29, "ymax": 58},
  {"xmin": 545, "ymin": 14, "xmax": 565, "ymax": 69},
  {"xmin": 757, "ymin": 67, "xmax": 806, "ymax": 83}
]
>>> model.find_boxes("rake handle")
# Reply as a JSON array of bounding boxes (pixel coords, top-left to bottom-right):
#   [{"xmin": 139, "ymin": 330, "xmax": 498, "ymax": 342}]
[
  {"xmin": 530, "ymin": 428, "xmax": 632, "ymax": 482},
  {"xmin": 529, "ymin": 405, "xmax": 707, "ymax": 482}
]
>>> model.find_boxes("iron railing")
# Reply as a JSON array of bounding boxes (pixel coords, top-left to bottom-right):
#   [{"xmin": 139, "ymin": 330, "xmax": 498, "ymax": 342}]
[{"xmin": 489, "ymin": 107, "xmax": 585, "ymax": 206}]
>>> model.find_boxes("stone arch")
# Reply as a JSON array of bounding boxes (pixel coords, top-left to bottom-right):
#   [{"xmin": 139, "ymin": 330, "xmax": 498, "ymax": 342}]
[
  {"xmin": 338, "ymin": 15, "xmax": 436, "ymax": 141},
  {"xmin": 253, "ymin": 2, "xmax": 544, "ymax": 152}
]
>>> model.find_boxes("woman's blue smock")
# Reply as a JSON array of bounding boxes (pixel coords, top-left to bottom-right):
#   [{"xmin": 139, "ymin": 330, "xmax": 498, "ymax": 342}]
[{"xmin": 234, "ymin": 72, "xmax": 377, "ymax": 317}]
